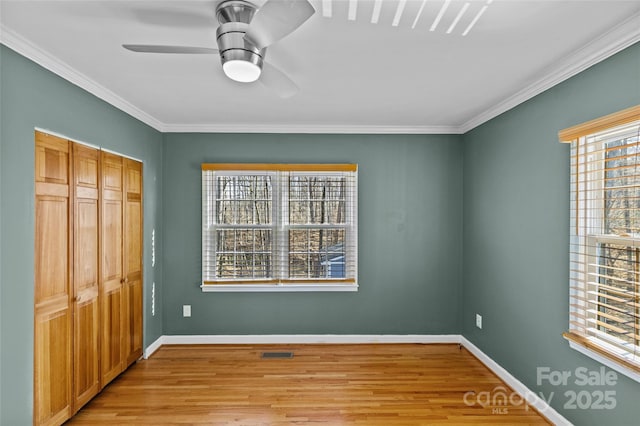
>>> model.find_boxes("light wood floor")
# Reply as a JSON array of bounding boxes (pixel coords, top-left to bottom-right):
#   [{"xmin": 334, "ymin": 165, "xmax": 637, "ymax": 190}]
[{"xmin": 68, "ymin": 344, "xmax": 551, "ymax": 425}]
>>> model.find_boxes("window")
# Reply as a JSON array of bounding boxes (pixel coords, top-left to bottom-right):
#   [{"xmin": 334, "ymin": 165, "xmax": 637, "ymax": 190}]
[
  {"xmin": 561, "ymin": 105, "xmax": 640, "ymax": 379},
  {"xmin": 201, "ymin": 164, "xmax": 357, "ymax": 291}
]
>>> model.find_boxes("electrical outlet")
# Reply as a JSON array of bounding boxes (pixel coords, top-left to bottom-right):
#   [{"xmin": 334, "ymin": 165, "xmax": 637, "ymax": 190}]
[
  {"xmin": 476, "ymin": 314, "xmax": 482, "ymax": 329},
  {"xmin": 183, "ymin": 305, "xmax": 191, "ymax": 317}
]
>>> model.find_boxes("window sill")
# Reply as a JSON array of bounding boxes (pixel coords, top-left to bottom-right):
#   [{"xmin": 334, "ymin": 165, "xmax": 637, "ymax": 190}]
[
  {"xmin": 201, "ymin": 283, "xmax": 359, "ymax": 292},
  {"xmin": 565, "ymin": 335, "xmax": 640, "ymax": 384}
]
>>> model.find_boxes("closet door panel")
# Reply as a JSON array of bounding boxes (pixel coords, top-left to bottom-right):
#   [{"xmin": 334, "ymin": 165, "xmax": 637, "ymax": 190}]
[
  {"xmin": 34, "ymin": 132, "xmax": 72, "ymax": 426},
  {"xmin": 35, "ymin": 197, "xmax": 69, "ymax": 299},
  {"xmin": 100, "ymin": 152, "xmax": 125, "ymax": 385},
  {"xmin": 34, "ymin": 308, "xmax": 71, "ymax": 426},
  {"xmin": 72, "ymin": 144, "xmax": 101, "ymax": 412},
  {"xmin": 124, "ymin": 158, "xmax": 143, "ymax": 366}
]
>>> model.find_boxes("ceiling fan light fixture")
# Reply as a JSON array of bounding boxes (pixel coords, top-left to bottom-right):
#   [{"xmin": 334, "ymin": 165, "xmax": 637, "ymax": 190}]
[
  {"xmin": 223, "ymin": 59, "xmax": 262, "ymax": 83},
  {"xmin": 123, "ymin": 0, "xmax": 311, "ymax": 95},
  {"xmin": 216, "ymin": 21, "xmax": 265, "ymax": 83}
]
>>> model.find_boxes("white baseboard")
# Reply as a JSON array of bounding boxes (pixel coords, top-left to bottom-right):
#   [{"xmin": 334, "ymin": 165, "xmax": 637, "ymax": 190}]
[
  {"xmin": 143, "ymin": 335, "xmax": 164, "ymax": 359},
  {"xmin": 160, "ymin": 334, "xmax": 461, "ymax": 345},
  {"xmin": 460, "ymin": 337, "xmax": 571, "ymax": 426},
  {"xmin": 143, "ymin": 334, "xmax": 570, "ymax": 425}
]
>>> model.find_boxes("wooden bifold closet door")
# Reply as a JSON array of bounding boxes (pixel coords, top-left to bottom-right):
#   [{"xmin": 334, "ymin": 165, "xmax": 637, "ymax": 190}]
[
  {"xmin": 72, "ymin": 144, "xmax": 101, "ymax": 410},
  {"xmin": 34, "ymin": 132, "xmax": 143, "ymax": 426},
  {"xmin": 99, "ymin": 152, "xmax": 125, "ymax": 385},
  {"xmin": 34, "ymin": 132, "xmax": 73, "ymax": 426},
  {"xmin": 99, "ymin": 153, "xmax": 143, "ymax": 385},
  {"xmin": 123, "ymin": 158, "xmax": 143, "ymax": 366}
]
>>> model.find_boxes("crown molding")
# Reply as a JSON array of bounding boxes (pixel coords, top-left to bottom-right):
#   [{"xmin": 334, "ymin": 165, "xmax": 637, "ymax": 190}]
[
  {"xmin": 459, "ymin": 11, "xmax": 640, "ymax": 134},
  {"xmin": 0, "ymin": 24, "xmax": 165, "ymax": 132},
  {"xmin": 160, "ymin": 123, "xmax": 463, "ymax": 134}
]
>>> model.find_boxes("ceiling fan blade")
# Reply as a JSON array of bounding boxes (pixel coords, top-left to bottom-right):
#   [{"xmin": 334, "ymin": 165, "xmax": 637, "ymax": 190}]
[
  {"xmin": 244, "ymin": 0, "xmax": 315, "ymax": 49},
  {"xmin": 122, "ymin": 44, "xmax": 219, "ymax": 54},
  {"xmin": 260, "ymin": 61, "xmax": 299, "ymax": 98}
]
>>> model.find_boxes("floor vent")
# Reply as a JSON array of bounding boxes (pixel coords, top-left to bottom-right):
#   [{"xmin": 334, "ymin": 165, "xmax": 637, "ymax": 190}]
[{"xmin": 261, "ymin": 351, "xmax": 294, "ymax": 359}]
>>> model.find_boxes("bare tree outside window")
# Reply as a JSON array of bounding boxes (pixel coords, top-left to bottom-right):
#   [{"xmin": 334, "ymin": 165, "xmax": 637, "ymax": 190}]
[
  {"xmin": 598, "ymin": 134, "xmax": 640, "ymax": 347},
  {"xmin": 215, "ymin": 175, "xmax": 273, "ymax": 279},
  {"xmin": 289, "ymin": 176, "xmax": 346, "ymax": 279}
]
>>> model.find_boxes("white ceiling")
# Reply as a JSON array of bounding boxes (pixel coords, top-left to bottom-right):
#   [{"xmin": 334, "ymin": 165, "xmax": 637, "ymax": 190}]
[{"xmin": 1, "ymin": 0, "xmax": 639, "ymax": 133}]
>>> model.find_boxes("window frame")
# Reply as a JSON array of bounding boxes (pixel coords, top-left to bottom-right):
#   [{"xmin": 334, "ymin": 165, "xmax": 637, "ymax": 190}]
[
  {"xmin": 561, "ymin": 105, "xmax": 640, "ymax": 383},
  {"xmin": 201, "ymin": 164, "xmax": 358, "ymax": 292}
]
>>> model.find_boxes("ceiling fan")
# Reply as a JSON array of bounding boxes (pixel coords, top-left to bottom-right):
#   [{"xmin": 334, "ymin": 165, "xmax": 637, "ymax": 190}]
[{"xmin": 123, "ymin": 0, "xmax": 315, "ymax": 98}]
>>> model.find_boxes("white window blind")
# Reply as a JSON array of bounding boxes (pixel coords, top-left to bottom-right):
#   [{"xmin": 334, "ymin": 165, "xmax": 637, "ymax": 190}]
[
  {"xmin": 562, "ymin": 105, "xmax": 640, "ymax": 375},
  {"xmin": 201, "ymin": 164, "xmax": 357, "ymax": 290}
]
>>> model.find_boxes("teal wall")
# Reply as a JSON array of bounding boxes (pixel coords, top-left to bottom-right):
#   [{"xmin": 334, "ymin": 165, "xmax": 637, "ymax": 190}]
[
  {"xmin": 0, "ymin": 45, "xmax": 164, "ymax": 424},
  {"xmin": 162, "ymin": 133, "xmax": 463, "ymax": 335},
  {"xmin": 462, "ymin": 42, "xmax": 640, "ymax": 425}
]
